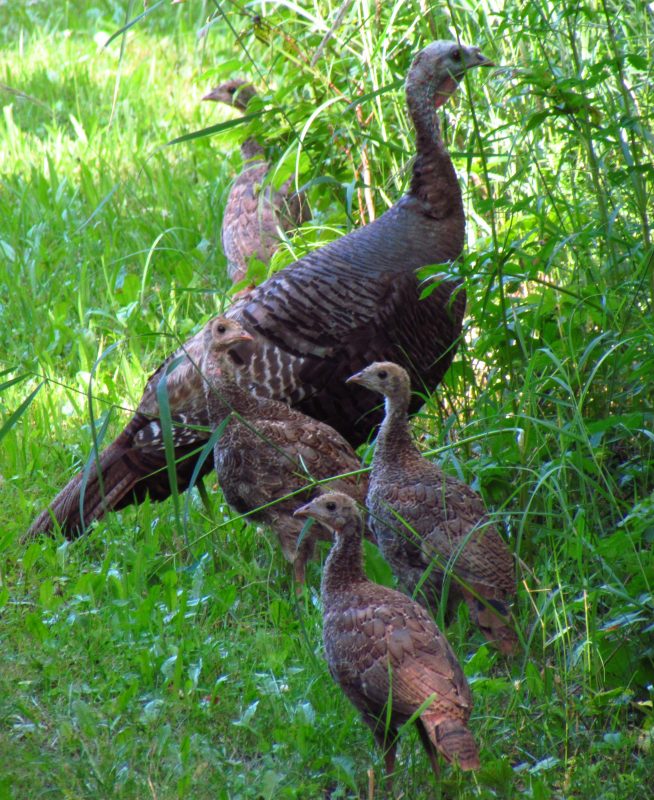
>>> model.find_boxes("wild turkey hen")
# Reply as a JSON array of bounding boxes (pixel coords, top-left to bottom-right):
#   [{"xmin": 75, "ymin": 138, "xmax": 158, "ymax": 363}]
[
  {"xmin": 294, "ymin": 492, "xmax": 480, "ymax": 785},
  {"xmin": 203, "ymin": 79, "xmax": 310, "ymax": 284},
  {"xmin": 201, "ymin": 317, "xmax": 367, "ymax": 585},
  {"xmin": 25, "ymin": 41, "xmax": 492, "ymax": 539},
  {"xmin": 347, "ymin": 361, "xmax": 519, "ymax": 655}
]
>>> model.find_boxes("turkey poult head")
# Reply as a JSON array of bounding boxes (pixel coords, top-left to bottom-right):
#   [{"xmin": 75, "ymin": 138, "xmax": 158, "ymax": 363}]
[
  {"xmin": 202, "ymin": 79, "xmax": 257, "ymax": 111},
  {"xmin": 408, "ymin": 40, "xmax": 494, "ymax": 110},
  {"xmin": 294, "ymin": 492, "xmax": 360, "ymax": 537},
  {"xmin": 202, "ymin": 317, "xmax": 253, "ymax": 359},
  {"xmin": 347, "ymin": 361, "xmax": 411, "ymax": 408}
]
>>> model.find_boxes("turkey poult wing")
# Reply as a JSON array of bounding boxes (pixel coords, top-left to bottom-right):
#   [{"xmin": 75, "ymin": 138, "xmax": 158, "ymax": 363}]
[
  {"xmin": 370, "ymin": 475, "xmax": 519, "ymax": 654},
  {"xmin": 214, "ymin": 416, "xmax": 366, "ymax": 519},
  {"xmin": 369, "ymin": 470, "xmax": 515, "ymax": 598},
  {"xmin": 221, "ymin": 159, "xmax": 311, "ymax": 285},
  {"xmin": 213, "ymin": 416, "xmax": 367, "ymax": 574},
  {"xmin": 325, "ymin": 591, "xmax": 472, "ymax": 724},
  {"xmin": 221, "ymin": 160, "xmax": 284, "ymax": 284}
]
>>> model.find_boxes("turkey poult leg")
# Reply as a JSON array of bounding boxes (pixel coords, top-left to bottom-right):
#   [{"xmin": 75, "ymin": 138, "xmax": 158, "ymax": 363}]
[
  {"xmin": 26, "ymin": 41, "xmax": 493, "ymax": 540},
  {"xmin": 383, "ymin": 743, "xmax": 398, "ymax": 789}
]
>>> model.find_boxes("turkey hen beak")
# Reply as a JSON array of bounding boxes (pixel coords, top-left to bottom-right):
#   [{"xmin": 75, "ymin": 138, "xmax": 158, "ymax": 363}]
[
  {"xmin": 466, "ymin": 47, "xmax": 495, "ymax": 69},
  {"xmin": 345, "ymin": 372, "xmax": 363, "ymax": 385},
  {"xmin": 202, "ymin": 88, "xmax": 220, "ymax": 102}
]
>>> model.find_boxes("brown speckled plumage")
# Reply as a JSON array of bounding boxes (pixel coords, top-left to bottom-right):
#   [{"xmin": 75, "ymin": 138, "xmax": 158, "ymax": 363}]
[
  {"xmin": 25, "ymin": 41, "xmax": 492, "ymax": 540},
  {"xmin": 348, "ymin": 362, "xmax": 519, "ymax": 655},
  {"xmin": 203, "ymin": 79, "xmax": 310, "ymax": 284},
  {"xmin": 294, "ymin": 492, "xmax": 479, "ymax": 783},
  {"xmin": 202, "ymin": 318, "xmax": 367, "ymax": 585}
]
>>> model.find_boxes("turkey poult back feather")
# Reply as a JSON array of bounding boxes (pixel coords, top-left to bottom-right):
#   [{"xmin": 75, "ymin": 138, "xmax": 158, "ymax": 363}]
[
  {"xmin": 25, "ymin": 41, "xmax": 492, "ymax": 540},
  {"xmin": 201, "ymin": 318, "xmax": 368, "ymax": 586},
  {"xmin": 294, "ymin": 492, "xmax": 480, "ymax": 786},
  {"xmin": 203, "ymin": 79, "xmax": 310, "ymax": 285},
  {"xmin": 347, "ymin": 362, "xmax": 519, "ymax": 655}
]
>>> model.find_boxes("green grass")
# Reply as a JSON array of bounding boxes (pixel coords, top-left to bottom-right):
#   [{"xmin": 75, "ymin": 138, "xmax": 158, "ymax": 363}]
[{"xmin": 1, "ymin": 0, "xmax": 653, "ymax": 797}]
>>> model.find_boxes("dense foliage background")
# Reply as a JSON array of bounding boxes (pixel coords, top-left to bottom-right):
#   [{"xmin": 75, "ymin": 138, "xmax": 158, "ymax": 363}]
[{"xmin": 1, "ymin": 0, "xmax": 653, "ymax": 797}]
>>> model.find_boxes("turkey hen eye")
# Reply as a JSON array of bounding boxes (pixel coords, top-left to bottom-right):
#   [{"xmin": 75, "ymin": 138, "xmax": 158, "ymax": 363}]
[
  {"xmin": 326, "ymin": 502, "xmax": 336, "ymax": 511},
  {"xmin": 452, "ymin": 48, "xmax": 461, "ymax": 61},
  {"xmin": 378, "ymin": 370, "xmax": 388, "ymax": 379},
  {"xmin": 217, "ymin": 324, "xmax": 226, "ymax": 334}
]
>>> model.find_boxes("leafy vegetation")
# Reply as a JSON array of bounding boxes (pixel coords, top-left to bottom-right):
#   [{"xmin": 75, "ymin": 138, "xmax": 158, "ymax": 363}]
[{"xmin": 1, "ymin": 0, "xmax": 653, "ymax": 797}]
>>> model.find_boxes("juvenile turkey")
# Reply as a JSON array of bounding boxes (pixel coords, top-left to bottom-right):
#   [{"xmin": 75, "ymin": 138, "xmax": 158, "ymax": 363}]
[
  {"xmin": 203, "ymin": 79, "xmax": 310, "ymax": 284},
  {"xmin": 294, "ymin": 492, "xmax": 480, "ymax": 785},
  {"xmin": 347, "ymin": 362, "xmax": 519, "ymax": 655},
  {"xmin": 25, "ymin": 41, "xmax": 493, "ymax": 539},
  {"xmin": 202, "ymin": 317, "xmax": 367, "ymax": 585}
]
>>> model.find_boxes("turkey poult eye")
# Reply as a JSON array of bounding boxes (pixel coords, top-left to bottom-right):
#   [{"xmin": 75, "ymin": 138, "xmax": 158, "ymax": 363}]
[
  {"xmin": 378, "ymin": 371, "xmax": 388, "ymax": 379},
  {"xmin": 452, "ymin": 48, "xmax": 461, "ymax": 61},
  {"xmin": 326, "ymin": 502, "xmax": 336, "ymax": 511},
  {"xmin": 217, "ymin": 325, "xmax": 226, "ymax": 333}
]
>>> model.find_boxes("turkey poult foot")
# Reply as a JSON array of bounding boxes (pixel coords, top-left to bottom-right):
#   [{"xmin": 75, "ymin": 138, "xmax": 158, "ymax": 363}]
[
  {"xmin": 294, "ymin": 492, "xmax": 480, "ymax": 787},
  {"xmin": 347, "ymin": 362, "xmax": 520, "ymax": 655},
  {"xmin": 26, "ymin": 40, "xmax": 492, "ymax": 540}
]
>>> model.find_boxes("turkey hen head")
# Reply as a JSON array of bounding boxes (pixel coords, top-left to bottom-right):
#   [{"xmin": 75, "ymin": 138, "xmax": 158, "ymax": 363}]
[{"xmin": 409, "ymin": 40, "xmax": 494, "ymax": 110}]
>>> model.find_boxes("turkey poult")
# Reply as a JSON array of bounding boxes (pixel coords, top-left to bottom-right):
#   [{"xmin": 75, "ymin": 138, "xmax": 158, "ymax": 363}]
[
  {"xmin": 347, "ymin": 362, "xmax": 519, "ymax": 655},
  {"xmin": 203, "ymin": 79, "xmax": 309, "ymax": 284},
  {"xmin": 25, "ymin": 41, "xmax": 493, "ymax": 540},
  {"xmin": 202, "ymin": 317, "xmax": 367, "ymax": 586},
  {"xmin": 294, "ymin": 492, "xmax": 480, "ymax": 785}
]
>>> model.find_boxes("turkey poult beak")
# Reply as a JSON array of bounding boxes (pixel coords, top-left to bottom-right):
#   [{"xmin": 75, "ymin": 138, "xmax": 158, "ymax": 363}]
[
  {"xmin": 345, "ymin": 371, "xmax": 363, "ymax": 386},
  {"xmin": 202, "ymin": 88, "xmax": 220, "ymax": 102},
  {"xmin": 228, "ymin": 332, "xmax": 254, "ymax": 346},
  {"xmin": 293, "ymin": 502, "xmax": 314, "ymax": 520},
  {"xmin": 216, "ymin": 330, "xmax": 254, "ymax": 349}
]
